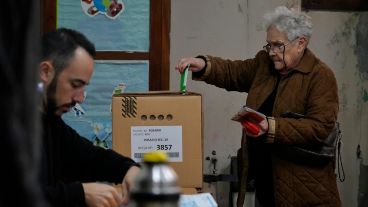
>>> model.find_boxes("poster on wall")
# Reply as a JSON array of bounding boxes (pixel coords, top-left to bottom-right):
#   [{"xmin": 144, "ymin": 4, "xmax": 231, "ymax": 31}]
[
  {"xmin": 57, "ymin": 0, "xmax": 150, "ymax": 51},
  {"xmin": 62, "ymin": 61, "xmax": 149, "ymax": 148}
]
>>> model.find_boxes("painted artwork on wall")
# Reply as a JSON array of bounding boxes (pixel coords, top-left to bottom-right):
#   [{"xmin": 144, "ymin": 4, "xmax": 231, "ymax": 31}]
[
  {"xmin": 57, "ymin": 0, "xmax": 150, "ymax": 51},
  {"xmin": 81, "ymin": 0, "xmax": 125, "ymax": 19},
  {"xmin": 57, "ymin": 0, "xmax": 150, "ymax": 148},
  {"xmin": 62, "ymin": 61, "xmax": 149, "ymax": 148}
]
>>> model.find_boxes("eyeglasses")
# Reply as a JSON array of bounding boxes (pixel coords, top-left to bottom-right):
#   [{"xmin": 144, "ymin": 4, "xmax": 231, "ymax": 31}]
[
  {"xmin": 263, "ymin": 41, "xmax": 292, "ymax": 53},
  {"xmin": 263, "ymin": 38, "xmax": 298, "ymax": 53}
]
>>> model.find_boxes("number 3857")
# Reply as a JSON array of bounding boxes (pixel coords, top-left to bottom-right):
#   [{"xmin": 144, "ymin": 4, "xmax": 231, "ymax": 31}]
[{"xmin": 156, "ymin": 145, "xmax": 172, "ymax": 150}]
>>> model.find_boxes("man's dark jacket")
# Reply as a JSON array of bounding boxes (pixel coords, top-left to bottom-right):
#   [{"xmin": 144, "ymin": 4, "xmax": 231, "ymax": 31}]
[{"xmin": 41, "ymin": 112, "xmax": 136, "ymax": 207}]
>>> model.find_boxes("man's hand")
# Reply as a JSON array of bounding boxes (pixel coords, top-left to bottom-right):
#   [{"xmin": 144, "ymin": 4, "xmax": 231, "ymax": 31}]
[
  {"xmin": 120, "ymin": 166, "xmax": 140, "ymax": 205},
  {"xmin": 83, "ymin": 183, "xmax": 123, "ymax": 207}
]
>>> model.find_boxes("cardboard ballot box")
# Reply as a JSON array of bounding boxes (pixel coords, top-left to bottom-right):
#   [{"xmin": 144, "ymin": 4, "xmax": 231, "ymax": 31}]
[{"xmin": 112, "ymin": 92, "xmax": 203, "ymax": 188}]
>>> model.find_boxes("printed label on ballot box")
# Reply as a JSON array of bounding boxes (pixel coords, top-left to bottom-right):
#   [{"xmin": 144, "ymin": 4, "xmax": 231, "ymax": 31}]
[{"xmin": 131, "ymin": 126, "xmax": 183, "ymax": 162}]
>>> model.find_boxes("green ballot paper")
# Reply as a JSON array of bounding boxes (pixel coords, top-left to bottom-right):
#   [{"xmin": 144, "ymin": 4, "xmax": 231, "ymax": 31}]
[{"xmin": 180, "ymin": 64, "xmax": 190, "ymax": 93}]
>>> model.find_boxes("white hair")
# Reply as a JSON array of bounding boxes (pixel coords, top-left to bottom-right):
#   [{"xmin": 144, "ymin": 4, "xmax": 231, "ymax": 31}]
[{"xmin": 263, "ymin": 6, "xmax": 312, "ymax": 41}]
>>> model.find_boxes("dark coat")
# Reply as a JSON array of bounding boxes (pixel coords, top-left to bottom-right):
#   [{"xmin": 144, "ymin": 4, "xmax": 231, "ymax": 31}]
[{"xmin": 195, "ymin": 49, "xmax": 341, "ymax": 207}]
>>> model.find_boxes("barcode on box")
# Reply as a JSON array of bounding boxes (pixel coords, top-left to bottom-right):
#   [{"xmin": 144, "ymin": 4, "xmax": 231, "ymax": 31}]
[
  {"xmin": 167, "ymin": 152, "xmax": 180, "ymax": 158},
  {"xmin": 134, "ymin": 153, "xmax": 144, "ymax": 158},
  {"xmin": 134, "ymin": 152, "xmax": 180, "ymax": 159}
]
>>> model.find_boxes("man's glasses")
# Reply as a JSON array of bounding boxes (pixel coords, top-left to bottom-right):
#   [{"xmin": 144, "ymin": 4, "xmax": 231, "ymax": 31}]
[{"xmin": 263, "ymin": 38, "xmax": 298, "ymax": 53}]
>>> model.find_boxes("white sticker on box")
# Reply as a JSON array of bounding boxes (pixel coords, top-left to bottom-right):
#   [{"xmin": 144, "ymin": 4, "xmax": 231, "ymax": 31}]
[{"xmin": 131, "ymin": 126, "xmax": 183, "ymax": 162}]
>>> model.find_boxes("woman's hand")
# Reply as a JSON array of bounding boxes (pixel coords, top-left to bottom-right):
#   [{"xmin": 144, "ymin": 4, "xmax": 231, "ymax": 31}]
[{"xmin": 175, "ymin": 57, "xmax": 206, "ymax": 73}]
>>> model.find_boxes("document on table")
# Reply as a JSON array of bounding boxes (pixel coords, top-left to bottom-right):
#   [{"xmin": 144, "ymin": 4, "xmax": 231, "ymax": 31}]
[{"xmin": 180, "ymin": 193, "xmax": 218, "ymax": 207}]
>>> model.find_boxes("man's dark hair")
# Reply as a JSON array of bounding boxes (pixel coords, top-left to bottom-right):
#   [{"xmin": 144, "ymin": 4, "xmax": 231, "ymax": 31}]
[{"xmin": 42, "ymin": 28, "xmax": 95, "ymax": 73}]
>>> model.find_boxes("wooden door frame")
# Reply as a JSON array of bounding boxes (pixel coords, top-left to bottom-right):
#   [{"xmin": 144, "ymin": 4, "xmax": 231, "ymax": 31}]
[
  {"xmin": 41, "ymin": 0, "xmax": 170, "ymax": 91},
  {"xmin": 302, "ymin": 0, "xmax": 368, "ymax": 11}
]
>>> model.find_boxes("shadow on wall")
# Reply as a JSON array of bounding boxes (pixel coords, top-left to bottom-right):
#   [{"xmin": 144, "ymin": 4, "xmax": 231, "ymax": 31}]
[
  {"xmin": 358, "ymin": 163, "xmax": 368, "ymax": 207},
  {"xmin": 356, "ymin": 13, "xmax": 368, "ymax": 207},
  {"xmin": 355, "ymin": 13, "xmax": 368, "ymax": 81}
]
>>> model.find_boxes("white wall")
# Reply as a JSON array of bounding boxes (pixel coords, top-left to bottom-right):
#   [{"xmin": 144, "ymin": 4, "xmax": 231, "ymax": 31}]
[{"xmin": 170, "ymin": 0, "xmax": 368, "ymax": 206}]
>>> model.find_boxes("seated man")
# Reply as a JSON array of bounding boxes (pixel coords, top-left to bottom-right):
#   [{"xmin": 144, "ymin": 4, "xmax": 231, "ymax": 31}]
[{"xmin": 39, "ymin": 27, "xmax": 140, "ymax": 207}]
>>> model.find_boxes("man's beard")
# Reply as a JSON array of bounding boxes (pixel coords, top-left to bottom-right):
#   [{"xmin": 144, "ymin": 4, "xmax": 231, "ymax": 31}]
[{"xmin": 45, "ymin": 78, "xmax": 76, "ymax": 116}]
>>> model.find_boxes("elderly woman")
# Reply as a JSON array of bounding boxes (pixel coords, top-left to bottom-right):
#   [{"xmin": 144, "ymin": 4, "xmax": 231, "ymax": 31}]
[{"xmin": 175, "ymin": 6, "xmax": 341, "ymax": 207}]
